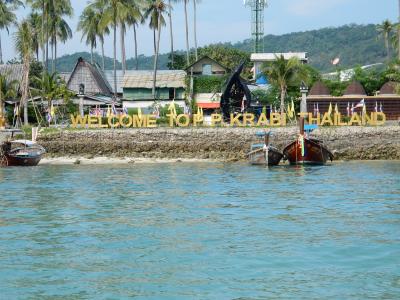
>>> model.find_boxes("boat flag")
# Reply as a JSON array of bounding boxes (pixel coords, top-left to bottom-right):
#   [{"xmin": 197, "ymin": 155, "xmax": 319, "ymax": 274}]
[
  {"xmin": 327, "ymin": 102, "xmax": 333, "ymax": 115},
  {"xmin": 346, "ymin": 102, "xmax": 350, "ymax": 116},
  {"xmin": 355, "ymin": 98, "xmax": 365, "ymax": 109}
]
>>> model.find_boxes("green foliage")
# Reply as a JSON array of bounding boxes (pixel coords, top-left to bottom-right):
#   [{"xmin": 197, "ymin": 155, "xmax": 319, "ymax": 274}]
[{"xmin": 193, "ymin": 75, "xmax": 226, "ymax": 93}]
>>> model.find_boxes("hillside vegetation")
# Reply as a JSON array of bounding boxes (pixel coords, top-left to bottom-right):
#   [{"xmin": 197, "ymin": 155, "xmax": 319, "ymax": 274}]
[{"xmin": 53, "ymin": 24, "xmax": 387, "ymax": 73}]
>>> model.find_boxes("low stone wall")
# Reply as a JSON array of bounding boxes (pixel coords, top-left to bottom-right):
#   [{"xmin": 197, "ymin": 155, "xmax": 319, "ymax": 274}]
[{"xmin": 37, "ymin": 126, "xmax": 400, "ymax": 161}]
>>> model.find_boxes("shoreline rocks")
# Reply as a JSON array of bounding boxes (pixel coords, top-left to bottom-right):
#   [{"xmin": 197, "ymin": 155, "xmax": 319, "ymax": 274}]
[{"xmin": 37, "ymin": 126, "xmax": 400, "ymax": 161}]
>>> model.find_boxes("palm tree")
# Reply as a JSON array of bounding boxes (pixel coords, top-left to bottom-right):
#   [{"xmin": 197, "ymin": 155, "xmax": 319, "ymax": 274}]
[
  {"xmin": 398, "ymin": 0, "xmax": 400, "ymax": 60},
  {"xmin": 183, "ymin": 0, "xmax": 189, "ymax": 65},
  {"xmin": 377, "ymin": 20, "xmax": 393, "ymax": 61},
  {"xmin": 119, "ymin": 1, "xmax": 141, "ymax": 74},
  {"xmin": 49, "ymin": 0, "xmax": 73, "ymax": 72},
  {"xmin": 262, "ymin": 55, "xmax": 305, "ymax": 120},
  {"xmin": 192, "ymin": 0, "xmax": 200, "ymax": 61},
  {"xmin": 0, "ymin": 0, "xmax": 23, "ymax": 64},
  {"xmin": 99, "ymin": 0, "xmax": 133, "ymax": 98},
  {"xmin": 0, "ymin": 73, "xmax": 18, "ymax": 126},
  {"xmin": 143, "ymin": 0, "xmax": 167, "ymax": 98},
  {"xmin": 78, "ymin": 6, "xmax": 98, "ymax": 64},
  {"xmin": 27, "ymin": 12, "xmax": 42, "ymax": 61},
  {"xmin": 14, "ymin": 20, "xmax": 34, "ymax": 125}
]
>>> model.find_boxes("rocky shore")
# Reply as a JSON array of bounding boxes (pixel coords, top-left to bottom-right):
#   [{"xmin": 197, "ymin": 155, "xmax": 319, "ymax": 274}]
[{"xmin": 36, "ymin": 126, "xmax": 400, "ymax": 161}]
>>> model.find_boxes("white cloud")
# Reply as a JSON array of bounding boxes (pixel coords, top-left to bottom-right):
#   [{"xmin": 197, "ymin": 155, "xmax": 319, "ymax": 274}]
[{"xmin": 287, "ymin": 0, "xmax": 347, "ymax": 16}]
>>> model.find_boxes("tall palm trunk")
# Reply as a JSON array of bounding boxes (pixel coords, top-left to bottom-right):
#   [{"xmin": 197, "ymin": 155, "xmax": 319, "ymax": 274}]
[
  {"xmin": 153, "ymin": 14, "xmax": 162, "ymax": 99},
  {"xmin": 113, "ymin": 21, "xmax": 117, "ymax": 99},
  {"xmin": 120, "ymin": 25, "xmax": 126, "ymax": 74},
  {"xmin": 280, "ymin": 85, "xmax": 286, "ymax": 120},
  {"xmin": 385, "ymin": 33, "xmax": 390, "ymax": 61},
  {"xmin": 398, "ymin": 0, "xmax": 400, "ymax": 60},
  {"xmin": 0, "ymin": 35, "xmax": 3, "ymax": 64},
  {"xmin": 193, "ymin": 0, "xmax": 198, "ymax": 61},
  {"xmin": 101, "ymin": 38, "xmax": 105, "ymax": 71},
  {"xmin": 134, "ymin": 24, "xmax": 138, "ymax": 70},
  {"xmin": 153, "ymin": 29, "xmax": 156, "ymax": 54},
  {"xmin": 90, "ymin": 45, "xmax": 93, "ymax": 64},
  {"xmin": 22, "ymin": 57, "xmax": 31, "ymax": 125},
  {"xmin": 54, "ymin": 36, "xmax": 57, "ymax": 73},
  {"xmin": 184, "ymin": 0, "xmax": 190, "ymax": 65},
  {"xmin": 168, "ymin": 0, "xmax": 174, "ymax": 68},
  {"xmin": 42, "ymin": 0, "xmax": 46, "ymax": 67},
  {"xmin": 46, "ymin": 9, "xmax": 49, "ymax": 70}
]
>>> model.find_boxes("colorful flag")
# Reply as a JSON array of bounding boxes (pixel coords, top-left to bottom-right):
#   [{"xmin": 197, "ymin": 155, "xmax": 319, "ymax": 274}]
[{"xmin": 355, "ymin": 99, "xmax": 365, "ymax": 109}]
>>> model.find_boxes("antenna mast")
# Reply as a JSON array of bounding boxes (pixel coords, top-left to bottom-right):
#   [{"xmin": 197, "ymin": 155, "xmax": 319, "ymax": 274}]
[{"xmin": 244, "ymin": 0, "xmax": 267, "ymax": 53}]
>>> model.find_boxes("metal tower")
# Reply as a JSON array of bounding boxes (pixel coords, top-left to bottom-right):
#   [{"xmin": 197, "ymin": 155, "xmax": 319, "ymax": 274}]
[{"xmin": 244, "ymin": 0, "xmax": 267, "ymax": 53}]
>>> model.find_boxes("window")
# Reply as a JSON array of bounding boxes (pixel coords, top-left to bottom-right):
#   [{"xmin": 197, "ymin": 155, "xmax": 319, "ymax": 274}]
[
  {"xmin": 169, "ymin": 88, "xmax": 175, "ymax": 100},
  {"xmin": 202, "ymin": 64, "xmax": 212, "ymax": 76}
]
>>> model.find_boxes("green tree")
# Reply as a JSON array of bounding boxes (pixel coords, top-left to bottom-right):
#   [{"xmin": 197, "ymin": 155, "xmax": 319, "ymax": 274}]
[
  {"xmin": 144, "ymin": 0, "xmax": 168, "ymax": 98},
  {"xmin": 78, "ymin": 6, "xmax": 99, "ymax": 64},
  {"xmin": 261, "ymin": 55, "xmax": 306, "ymax": 118},
  {"xmin": 0, "ymin": 0, "xmax": 23, "ymax": 64},
  {"xmin": 0, "ymin": 73, "xmax": 18, "ymax": 125},
  {"xmin": 14, "ymin": 20, "xmax": 34, "ymax": 125},
  {"xmin": 27, "ymin": 12, "xmax": 42, "ymax": 61},
  {"xmin": 49, "ymin": 0, "xmax": 73, "ymax": 72},
  {"xmin": 377, "ymin": 20, "xmax": 393, "ymax": 61}
]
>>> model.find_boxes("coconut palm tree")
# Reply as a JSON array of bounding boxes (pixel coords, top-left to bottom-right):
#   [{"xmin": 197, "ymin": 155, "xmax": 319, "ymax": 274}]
[
  {"xmin": 0, "ymin": 0, "xmax": 23, "ymax": 64},
  {"xmin": 98, "ymin": 0, "xmax": 133, "ymax": 98},
  {"xmin": 49, "ymin": 0, "xmax": 73, "ymax": 72},
  {"xmin": 192, "ymin": 0, "xmax": 200, "ymax": 61},
  {"xmin": 78, "ymin": 6, "xmax": 99, "ymax": 64},
  {"xmin": 27, "ymin": 12, "xmax": 42, "ymax": 61},
  {"xmin": 119, "ymin": 1, "xmax": 141, "ymax": 74},
  {"xmin": 143, "ymin": 0, "xmax": 167, "ymax": 98},
  {"xmin": 262, "ymin": 55, "xmax": 305, "ymax": 120},
  {"xmin": 183, "ymin": 0, "xmax": 189, "ymax": 65},
  {"xmin": 14, "ymin": 20, "xmax": 34, "ymax": 125},
  {"xmin": 377, "ymin": 20, "xmax": 393, "ymax": 61}
]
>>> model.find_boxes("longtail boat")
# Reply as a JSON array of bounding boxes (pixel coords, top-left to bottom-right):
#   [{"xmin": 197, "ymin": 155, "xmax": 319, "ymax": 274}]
[
  {"xmin": 247, "ymin": 132, "xmax": 283, "ymax": 166},
  {"xmin": 283, "ymin": 119, "xmax": 334, "ymax": 165},
  {"xmin": 1, "ymin": 140, "xmax": 46, "ymax": 167}
]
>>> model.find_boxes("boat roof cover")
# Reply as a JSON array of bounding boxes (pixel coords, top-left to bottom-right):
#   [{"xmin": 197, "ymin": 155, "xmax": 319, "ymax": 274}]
[{"xmin": 11, "ymin": 140, "xmax": 37, "ymax": 146}]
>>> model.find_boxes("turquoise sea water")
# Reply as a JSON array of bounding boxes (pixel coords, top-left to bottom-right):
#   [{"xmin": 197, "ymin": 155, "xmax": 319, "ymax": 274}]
[{"xmin": 0, "ymin": 162, "xmax": 399, "ymax": 299}]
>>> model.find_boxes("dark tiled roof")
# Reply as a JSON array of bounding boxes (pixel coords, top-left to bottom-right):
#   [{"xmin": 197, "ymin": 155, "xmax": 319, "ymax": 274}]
[
  {"xmin": 0, "ymin": 64, "xmax": 24, "ymax": 83},
  {"xmin": 309, "ymin": 81, "xmax": 330, "ymax": 96},
  {"xmin": 344, "ymin": 81, "xmax": 366, "ymax": 96},
  {"xmin": 379, "ymin": 81, "xmax": 397, "ymax": 95},
  {"xmin": 67, "ymin": 57, "xmax": 112, "ymax": 95}
]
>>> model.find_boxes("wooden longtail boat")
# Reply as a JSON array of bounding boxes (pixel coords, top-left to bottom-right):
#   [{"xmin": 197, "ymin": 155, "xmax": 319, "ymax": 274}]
[
  {"xmin": 1, "ymin": 140, "xmax": 46, "ymax": 167},
  {"xmin": 247, "ymin": 132, "xmax": 283, "ymax": 166},
  {"xmin": 283, "ymin": 119, "xmax": 334, "ymax": 165}
]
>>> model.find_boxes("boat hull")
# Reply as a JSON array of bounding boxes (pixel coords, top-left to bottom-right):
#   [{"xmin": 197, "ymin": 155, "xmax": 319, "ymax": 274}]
[
  {"xmin": 4, "ymin": 154, "xmax": 42, "ymax": 166},
  {"xmin": 283, "ymin": 138, "xmax": 333, "ymax": 165},
  {"xmin": 249, "ymin": 146, "xmax": 284, "ymax": 166}
]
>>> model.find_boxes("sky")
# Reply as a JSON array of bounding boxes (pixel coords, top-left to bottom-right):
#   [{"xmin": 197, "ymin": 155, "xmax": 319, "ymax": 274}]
[{"xmin": 1, "ymin": 0, "xmax": 398, "ymax": 62}]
